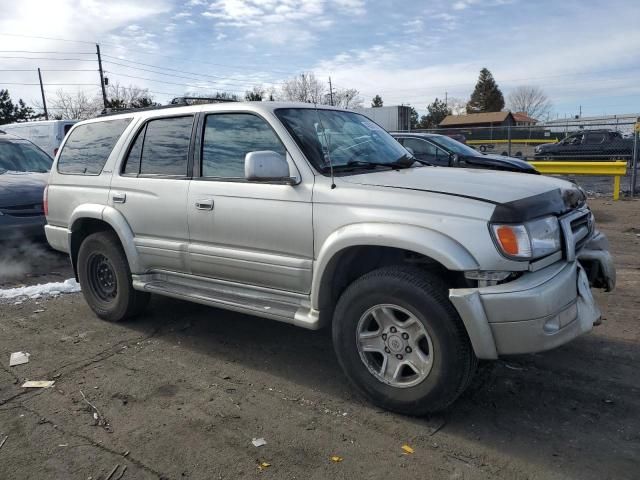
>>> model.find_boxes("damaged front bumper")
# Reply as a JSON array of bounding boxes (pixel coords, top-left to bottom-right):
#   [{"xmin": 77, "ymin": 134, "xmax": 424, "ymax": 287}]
[{"xmin": 449, "ymin": 231, "xmax": 615, "ymax": 360}]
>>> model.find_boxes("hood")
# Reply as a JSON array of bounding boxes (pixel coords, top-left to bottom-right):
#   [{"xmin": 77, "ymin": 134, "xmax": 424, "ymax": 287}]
[
  {"xmin": 337, "ymin": 166, "xmax": 581, "ymax": 211},
  {"xmin": 462, "ymin": 153, "xmax": 537, "ymax": 173},
  {"xmin": 0, "ymin": 171, "xmax": 48, "ymax": 207}
]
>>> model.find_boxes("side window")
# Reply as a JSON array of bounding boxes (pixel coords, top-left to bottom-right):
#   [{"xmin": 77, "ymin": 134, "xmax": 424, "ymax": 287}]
[
  {"xmin": 403, "ymin": 138, "xmax": 437, "ymax": 157},
  {"xmin": 202, "ymin": 113, "xmax": 285, "ymax": 178},
  {"xmin": 585, "ymin": 133, "xmax": 605, "ymax": 144},
  {"xmin": 122, "ymin": 116, "xmax": 193, "ymax": 176},
  {"xmin": 122, "ymin": 125, "xmax": 146, "ymax": 175},
  {"xmin": 57, "ymin": 118, "xmax": 131, "ymax": 175}
]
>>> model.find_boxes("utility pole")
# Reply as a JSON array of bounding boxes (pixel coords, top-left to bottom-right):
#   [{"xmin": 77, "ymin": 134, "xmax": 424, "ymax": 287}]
[
  {"xmin": 37, "ymin": 68, "xmax": 48, "ymax": 120},
  {"xmin": 328, "ymin": 76, "xmax": 334, "ymax": 106},
  {"xmin": 445, "ymin": 91, "xmax": 448, "ymax": 107},
  {"xmin": 578, "ymin": 105, "xmax": 582, "ymax": 118},
  {"xmin": 96, "ymin": 44, "xmax": 108, "ymax": 109}
]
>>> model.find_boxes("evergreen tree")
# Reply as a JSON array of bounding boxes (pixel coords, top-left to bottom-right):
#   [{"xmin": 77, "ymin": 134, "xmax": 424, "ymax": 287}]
[
  {"xmin": 425, "ymin": 97, "xmax": 451, "ymax": 127},
  {"xmin": 371, "ymin": 95, "xmax": 383, "ymax": 107},
  {"xmin": 466, "ymin": 68, "xmax": 504, "ymax": 113},
  {"xmin": 409, "ymin": 107, "xmax": 419, "ymax": 129},
  {"xmin": 0, "ymin": 89, "xmax": 35, "ymax": 124}
]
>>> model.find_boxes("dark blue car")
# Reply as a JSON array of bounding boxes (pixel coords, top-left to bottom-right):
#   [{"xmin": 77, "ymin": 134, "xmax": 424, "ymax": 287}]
[
  {"xmin": 391, "ymin": 132, "xmax": 539, "ymax": 174},
  {"xmin": 0, "ymin": 130, "xmax": 52, "ymax": 241}
]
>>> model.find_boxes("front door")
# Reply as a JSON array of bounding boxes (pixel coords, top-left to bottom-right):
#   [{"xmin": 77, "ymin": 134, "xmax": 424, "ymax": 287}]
[
  {"xmin": 110, "ymin": 115, "xmax": 194, "ymax": 273},
  {"xmin": 187, "ymin": 112, "xmax": 314, "ymax": 293}
]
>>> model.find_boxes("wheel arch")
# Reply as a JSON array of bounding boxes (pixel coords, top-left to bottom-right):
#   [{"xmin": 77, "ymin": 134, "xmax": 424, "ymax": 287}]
[
  {"xmin": 68, "ymin": 204, "xmax": 140, "ymax": 279},
  {"xmin": 312, "ymin": 223, "xmax": 479, "ymax": 324}
]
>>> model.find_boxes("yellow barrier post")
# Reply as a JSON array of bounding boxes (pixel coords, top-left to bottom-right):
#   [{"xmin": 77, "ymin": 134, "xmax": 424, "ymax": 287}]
[{"xmin": 528, "ymin": 161, "xmax": 628, "ymax": 201}]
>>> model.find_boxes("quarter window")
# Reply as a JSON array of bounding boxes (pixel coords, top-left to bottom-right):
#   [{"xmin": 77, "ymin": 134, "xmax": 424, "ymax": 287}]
[
  {"xmin": 201, "ymin": 113, "xmax": 285, "ymax": 178},
  {"xmin": 122, "ymin": 116, "xmax": 193, "ymax": 176},
  {"xmin": 58, "ymin": 118, "xmax": 131, "ymax": 175}
]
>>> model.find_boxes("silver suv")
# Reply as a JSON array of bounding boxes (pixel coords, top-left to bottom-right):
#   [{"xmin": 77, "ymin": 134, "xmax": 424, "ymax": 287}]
[{"xmin": 45, "ymin": 103, "xmax": 615, "ymax": 414}]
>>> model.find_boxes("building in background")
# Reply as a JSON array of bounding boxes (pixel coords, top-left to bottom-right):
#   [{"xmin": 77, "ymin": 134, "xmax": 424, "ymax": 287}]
[
  {"xmin": 439, "ymin": 111, "xmax": 516, "ymax": 129},
  {"xmin": 355, "ymin": 105, "xmax": 412, "ymax": 131}
]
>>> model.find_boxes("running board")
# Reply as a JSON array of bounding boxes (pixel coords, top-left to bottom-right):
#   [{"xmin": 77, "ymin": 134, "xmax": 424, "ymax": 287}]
[{"xmin": 132, "ymin": 271, "xmax": 321, "ymax": 330}]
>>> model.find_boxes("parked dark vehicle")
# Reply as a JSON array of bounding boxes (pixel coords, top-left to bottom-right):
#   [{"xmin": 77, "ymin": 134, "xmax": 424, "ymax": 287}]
[
  {"xmin": 534, "ymin": 130, "xmax": 633, "ymax": 160},
  {"xmin": 0, "ymin": 131, "xmax": 52, "ymax": 241},
  {"xmin": 391, "ymin": 132, "xmax": 538, "ymax": 174}
]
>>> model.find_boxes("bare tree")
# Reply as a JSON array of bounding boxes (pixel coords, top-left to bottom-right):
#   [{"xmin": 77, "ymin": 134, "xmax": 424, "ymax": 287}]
[
  {"xmin": 332, "ymin": 88, "xmax": 363, "ymax": 109},
  {"xmin": 446, "ymin": 97, "xmax": 466, "ymax": 115},
  {"xmin": 279, "ymin": 73, "xmax": 326, "ymax": 103},
  {"xmin": 107, "ymin": 82, "xmax": 157, "ymax": 109},
  {"xmin": 50, "ymin": 89, "xmax": 102, "ymax": 120},
  {"xmin": 245, "ymin": 85, "xmax": 265, "ymax": 101},
  {"xmin": 507, "ymin": 86, "xmax": 552, "ymax": 120}
]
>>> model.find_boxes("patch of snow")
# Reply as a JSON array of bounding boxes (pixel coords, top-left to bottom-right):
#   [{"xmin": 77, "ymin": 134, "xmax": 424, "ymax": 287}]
[{"xmin": 0, "ymin": 278, "xmax": 81, "ymax": 300}]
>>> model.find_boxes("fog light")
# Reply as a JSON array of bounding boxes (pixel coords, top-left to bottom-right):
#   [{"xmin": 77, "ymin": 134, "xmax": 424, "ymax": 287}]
[
  {"xmin": 543, "ymin": 303, "xmax": 578, "ymax": 333},
  {"xmin": 464, "ymin": 271, "xmax": 511, "ymax": 281},
  {"xmin": 544, "ymin": 316, "xmax": 560, "ymax": 333}
]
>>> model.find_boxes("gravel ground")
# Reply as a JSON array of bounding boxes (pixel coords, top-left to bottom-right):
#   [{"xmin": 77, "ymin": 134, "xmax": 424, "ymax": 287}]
[{"xmin": 0, "ymin": 198, "xmax": 639, "ymax": 480}]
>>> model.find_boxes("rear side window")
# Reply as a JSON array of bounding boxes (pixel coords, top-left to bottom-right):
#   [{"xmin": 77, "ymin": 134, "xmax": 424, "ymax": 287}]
[
  {"xmin": 122, "ymin": 116, "xmax": 193, "ymax": 176},
  {"xmin": 57, "ymin": 118, "xmax": 131, "ymax": 175}
]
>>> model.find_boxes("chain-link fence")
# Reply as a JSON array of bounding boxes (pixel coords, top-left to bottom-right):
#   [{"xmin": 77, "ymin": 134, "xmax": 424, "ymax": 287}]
[{"xmin": 406, "ymin": 119, "xmax": 639, "ymax": 196}]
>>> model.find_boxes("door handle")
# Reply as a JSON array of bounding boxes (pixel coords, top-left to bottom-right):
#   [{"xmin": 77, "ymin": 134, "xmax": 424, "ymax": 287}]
[
  {"xmin": 112, "ymin": 192, "xmax": 126, "ymax": 204},
  {"xmin": 195, "ymin": 199, "xmax": 214, "ymax": 210}
]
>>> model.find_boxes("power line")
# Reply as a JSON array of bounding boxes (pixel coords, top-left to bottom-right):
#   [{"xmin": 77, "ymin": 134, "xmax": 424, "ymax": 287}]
[
  {"xmin": 0, "ymin": 50, "xmax": 94, "ymax": 55},
  {"xmin": 0, "ymin": 55, "xmax": 96, "ymax": 62},
  {"xmin": 104, "ymin": 70, "xmax": 265, "ymax": 91},
  {"xmin": 102, "ymin": 58, "xmax": 284, "ymax": 86},
  {"xmin": 0, "ymin": 69, "xmax": 97, "ymax": 72},
  {"xmin": 3, "ymin": 82, "xmax": 98, "ymax": 86}
]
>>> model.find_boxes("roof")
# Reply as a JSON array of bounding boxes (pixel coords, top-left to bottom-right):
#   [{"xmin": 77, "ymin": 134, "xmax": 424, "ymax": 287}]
[
  {"xmin": 512, "ymin": 111, "xmax": 537, "ymax": 123},
  {"xmin": 439, "ymin": 111, "xmax": 513, "ymax": 126},
  {"xmin": 76, "ymin": 102, "xmax": 355, "ymax": 126}
]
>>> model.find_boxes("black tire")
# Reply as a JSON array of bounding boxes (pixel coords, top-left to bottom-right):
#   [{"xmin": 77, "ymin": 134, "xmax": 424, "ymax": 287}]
[
  {"xmin": 332, "ymin": 266, "xmax": 476, "ymax": 415},
  {"xmin": 77, "ymin": 231, "xmax": 149, "ymax": 322},
  {"xmin": 479, "ymin": 145, "xmax": 487, "ymax": 152}
]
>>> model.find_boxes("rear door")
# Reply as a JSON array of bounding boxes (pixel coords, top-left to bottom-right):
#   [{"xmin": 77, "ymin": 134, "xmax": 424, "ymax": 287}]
[{"xmin": 109, "ymin": 114, "xmax": 194, "ymax": 273}]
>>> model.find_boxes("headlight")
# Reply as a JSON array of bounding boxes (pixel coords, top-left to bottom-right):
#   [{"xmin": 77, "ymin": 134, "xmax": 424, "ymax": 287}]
[{"xmin": 491, "ymin": 216, "xmax": 561, "ymax": 260}]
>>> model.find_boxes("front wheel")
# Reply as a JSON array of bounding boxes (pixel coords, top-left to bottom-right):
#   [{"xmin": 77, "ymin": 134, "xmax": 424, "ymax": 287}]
[
  {"xmin": 332, "ymin": 266, "xmax": 476, "ymax": 415},
  {"xmin": 77, "ymin": 231, "xmax": 149, "ymax": 322}
]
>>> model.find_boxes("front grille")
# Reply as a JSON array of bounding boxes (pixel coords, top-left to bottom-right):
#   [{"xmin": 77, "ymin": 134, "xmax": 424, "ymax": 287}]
[
  {"xmin": 0, "ymin": 203, "xmax": 44, "ymax": 217},
  {"xmin": 560, "ymin": 208, "xmax": 593, "ymax": 261}
]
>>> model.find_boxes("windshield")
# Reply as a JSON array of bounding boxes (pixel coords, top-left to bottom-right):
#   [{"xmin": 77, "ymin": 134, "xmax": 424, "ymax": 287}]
[
  {"xmin": 275, "ymin": 108, "xmax": 411, "ymax": 173},
  {"xmin": 428, "ymin": 135, "xmax": 479, "ymax": 156},
  {"xmin": 0, "ymin": 140, "xmax": 52, "ymax": 173}
]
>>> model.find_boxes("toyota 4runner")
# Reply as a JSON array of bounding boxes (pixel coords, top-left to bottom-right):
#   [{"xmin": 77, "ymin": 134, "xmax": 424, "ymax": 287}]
[{"xmin": 44, "ymin": 103, "xmax": 615, "ymax": 415}]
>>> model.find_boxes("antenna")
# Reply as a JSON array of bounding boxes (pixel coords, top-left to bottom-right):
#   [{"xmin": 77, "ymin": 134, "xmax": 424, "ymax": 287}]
[{"xmin": 314, "ymin": 105, "xmax": 336, "ymax": 189}]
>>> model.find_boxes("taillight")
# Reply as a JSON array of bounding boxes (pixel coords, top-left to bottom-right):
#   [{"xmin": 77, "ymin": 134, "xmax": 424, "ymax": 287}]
[{"xmin": 43, "ymin": 185, "xmax": 49, "ymax": 216}]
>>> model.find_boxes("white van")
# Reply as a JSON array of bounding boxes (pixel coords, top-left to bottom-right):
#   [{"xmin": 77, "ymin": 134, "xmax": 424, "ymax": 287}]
[{"xmin": 2, "ymin": 120, "xmax": 77, "ymax": 158}]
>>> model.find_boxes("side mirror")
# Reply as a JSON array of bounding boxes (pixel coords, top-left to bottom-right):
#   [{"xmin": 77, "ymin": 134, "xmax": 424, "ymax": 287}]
[
  {"xmin": 449, "ymin": 153, "xmax": 460, "ymax": 167},
  {"xmin": 245, "ymin": 151, "xmax": 296, "ymax": 184}
]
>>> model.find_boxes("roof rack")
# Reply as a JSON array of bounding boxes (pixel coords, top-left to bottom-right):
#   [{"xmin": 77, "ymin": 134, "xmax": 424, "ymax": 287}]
[{"xmin": 98, "ymin": 96, "xmax": 238, "ymax": 117}]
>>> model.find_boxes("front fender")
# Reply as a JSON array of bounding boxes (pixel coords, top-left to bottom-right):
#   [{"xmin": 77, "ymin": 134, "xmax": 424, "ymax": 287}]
[
  {"xmin": 69, "ymin": 204, "xmax": 141, "ymax": 274},
  {"xmin": 311, "ymin": 222, "xmax": 479, "ymax": 309}
]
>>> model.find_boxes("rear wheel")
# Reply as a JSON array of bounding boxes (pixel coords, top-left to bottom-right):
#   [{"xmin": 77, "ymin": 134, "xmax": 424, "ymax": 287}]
[
  {"xmin": 332, "ymin": 266, "xmax": 476, "ymax": 415},
  {"xmin": 77, "ymin": 231, "xmax": 149, "ymax": 322}
]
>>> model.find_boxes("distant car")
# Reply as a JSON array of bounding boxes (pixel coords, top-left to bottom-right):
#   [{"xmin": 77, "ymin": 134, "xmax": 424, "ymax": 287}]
[
  {"xmin": 0, "ymin": 130, "xmax": 52, "ymax": 241},
  {"xmin": 391, "ymin": 132, "xmax": 538, "ymax": 174},
  {"xmin": 534, "ymin": 130, "xmax": 633, "ymax": 160},
  {"xmin": 1, "ymin": 119, "xmax": 76, "ymax": 158}
]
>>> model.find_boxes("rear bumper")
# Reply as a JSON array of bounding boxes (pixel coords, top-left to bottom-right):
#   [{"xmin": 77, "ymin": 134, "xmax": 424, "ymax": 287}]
[
  {"xmin": 0, "ymin": 215, "xmax": 46, "ymax": 241},
  {"xmin": 449, "ymin": 234, "xmax": 614, "ymax": 359},
  {"xmin": 44, "ymin": 224, "xmax": 70, "ymax": 253}
]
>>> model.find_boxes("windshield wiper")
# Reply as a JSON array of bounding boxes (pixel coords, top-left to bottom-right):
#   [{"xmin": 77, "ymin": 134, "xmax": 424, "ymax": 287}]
[{"xmin": 326, "ymin": 159, "xmax": 413, "ymax": 172}]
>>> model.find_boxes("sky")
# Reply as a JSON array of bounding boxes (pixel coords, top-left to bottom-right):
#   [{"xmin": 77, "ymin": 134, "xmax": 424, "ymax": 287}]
[{"xmin": 1, "ymin": 0, "xmax": 639, "ymax": 119}]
